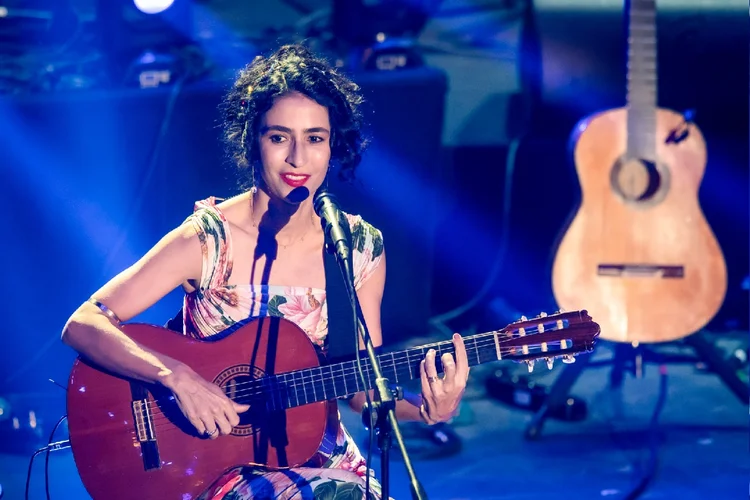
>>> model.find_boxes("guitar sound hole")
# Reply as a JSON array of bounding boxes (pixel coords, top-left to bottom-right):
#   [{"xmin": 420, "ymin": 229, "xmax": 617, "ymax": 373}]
[
  {"xmin": 610, "ymin": 156, "xmax": 669, "ymax": 205},
  {"xmin": 215, "ymin": 366, "xmax": 269, "ymax": 435},
  {"xmin": 224, "ymin": 374, "xmax": 260, "ymax": 426}
]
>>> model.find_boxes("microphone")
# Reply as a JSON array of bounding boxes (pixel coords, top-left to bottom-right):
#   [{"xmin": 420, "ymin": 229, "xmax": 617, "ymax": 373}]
[{"xmin": 313, "ymin": 187, "xmax": 352, "ymax": 265}]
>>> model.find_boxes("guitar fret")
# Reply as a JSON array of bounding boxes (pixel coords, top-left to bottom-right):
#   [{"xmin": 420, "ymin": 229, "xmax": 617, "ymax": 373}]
[
  {"xmin": 326, "ymin": 365, "xmax": 336, "ymax": 399},
  {"xmin": 348, "ymin": 362, "xmax": 356, "ymax": 393},
  {"xmin": 281, "ymin": 373, "xmax": 291, "ymax": 409},
  {"xmin": 390, "ymin": 352, "xmax": 398, "ymax": 383},
  {"xmin": 300, "ymin": 371, "xmax": 308, "ymax": 404},
  {"xmin": 340, "ymin": 364, "xmax": 347, "ymax": 397},
  {"xmin": 309, "ymin": 368, "xmax": 317, "ymax": 401},
  {"xmin": 343, "ymin": 362, "xmax": 351, "ymax": 393},
  {"xmin": 336, "ymin": 364, "xmax": 344, "ymax": 397},
  {"xmin": 493, "ymin": 332, "xmax": 502, "ymax": 360},
  {"xmin": 321, "ymin": 366, "xmax": 329, "ymax": 400},
  {"xmin": 293, "ymin": 372, "xmax": 301, "ymax": 407},
  {"xmin": 289, "ymin": 372, "xmax": 296, "ymax": 407},
  {"xmin": 313, "ymin": 367, "xmax": 320, "ymax": 401},
  {"xmin": 319, "ymin": 367, "xmax": 327, "ymax": 401},
  {"xmin": 364, "ymin": 361, "xmax": 371, "ymax": 390}
]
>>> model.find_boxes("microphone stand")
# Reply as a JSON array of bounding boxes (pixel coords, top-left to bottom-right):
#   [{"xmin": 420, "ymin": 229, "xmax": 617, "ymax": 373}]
[{"xmin": 329, "ymin": 244, "xmax": 428, "ymax": 500}]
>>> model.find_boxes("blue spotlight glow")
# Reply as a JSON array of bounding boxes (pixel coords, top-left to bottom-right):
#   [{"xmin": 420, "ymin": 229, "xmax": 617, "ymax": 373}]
[{"xmin": 133, "ymin": 0, "xmax": 174, "ymax": 14}]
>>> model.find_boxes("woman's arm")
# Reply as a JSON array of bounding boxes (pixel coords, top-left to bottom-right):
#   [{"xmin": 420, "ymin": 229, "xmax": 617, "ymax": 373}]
[
  {"xmin": 62, "ymin": 223, "xmax": 200, "ymax": 383},
  {"xmin": 61, "ymin": 222, "xmax": 248, "ymax": 437}
]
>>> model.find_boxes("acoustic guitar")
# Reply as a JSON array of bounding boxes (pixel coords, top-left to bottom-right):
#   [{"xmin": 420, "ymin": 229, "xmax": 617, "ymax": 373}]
[
  {"xmin": 67, "ymin": 311, "xmax": 600, "ymax": 500},
  {"xmin": 551, "ymin": 0, "xmax": 726, "ymax": 343}
]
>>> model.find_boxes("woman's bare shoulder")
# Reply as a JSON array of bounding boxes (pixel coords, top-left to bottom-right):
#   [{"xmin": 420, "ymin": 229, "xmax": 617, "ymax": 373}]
[{"xmin": 213, "ymin": 192, "xmax": 252, "ymax": 229}]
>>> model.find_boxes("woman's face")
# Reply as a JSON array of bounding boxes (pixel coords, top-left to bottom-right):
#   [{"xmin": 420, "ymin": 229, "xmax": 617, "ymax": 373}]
[{"xmin": 257, "ymin": 92, "xmax": 332, "ymax": 204}]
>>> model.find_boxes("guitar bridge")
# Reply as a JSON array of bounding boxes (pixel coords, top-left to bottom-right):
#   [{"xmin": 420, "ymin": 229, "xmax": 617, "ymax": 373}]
[
  {"xmin": 132, "ymin": 399, "xmax": 156, "ymax": 443},
  {"xmin": 597, "ymin": 264, "xmax": 684, "ymax": 278},
  {"xmin": 130, "ymin": 382, "xmax": 161, "ymax": 471}
]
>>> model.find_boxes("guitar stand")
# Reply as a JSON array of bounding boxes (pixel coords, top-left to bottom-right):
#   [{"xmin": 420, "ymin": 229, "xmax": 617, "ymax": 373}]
[{"xmin": 524, "ymin": 331, "xmax": 749, "ymax": 440}]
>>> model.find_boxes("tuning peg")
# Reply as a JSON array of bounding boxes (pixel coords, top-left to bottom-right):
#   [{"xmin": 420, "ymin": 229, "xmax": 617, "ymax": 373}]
[
  {"xmin": 526, "ymin": 360, "xmax": 535, "ymax": 373},
  {"xmin": 562, "ymin": 355, "xmax": 576, "ymax": 364},
  {"xmin": 520, "ymin": 315, "xmax": 528, "ymax": 321},
  {"xmin": 539, "ymin": 311, "xmax": 548, "ymax": 318},
  {"xmin": 546, "ymin": 358, "xmax": 554, "ymax": 370},
  {"xmin": 555, "ymin": 308, "xmax": 565, "ymax": 314}
]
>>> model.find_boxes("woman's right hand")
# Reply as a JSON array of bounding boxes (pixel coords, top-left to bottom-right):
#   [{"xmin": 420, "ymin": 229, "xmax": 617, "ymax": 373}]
[{"xmin": 162, "ymin": 363, "xmax": 250, "ymax": 439}]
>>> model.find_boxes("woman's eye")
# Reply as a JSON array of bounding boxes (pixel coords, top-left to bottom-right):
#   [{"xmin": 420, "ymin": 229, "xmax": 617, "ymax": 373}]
[
  {"xmin": 270, "ymin": 135, "xmax": 285, "ymax": 143},
  {"xmin": 309, "ymin": 136, "xmax": 324, "ymax": 143}
]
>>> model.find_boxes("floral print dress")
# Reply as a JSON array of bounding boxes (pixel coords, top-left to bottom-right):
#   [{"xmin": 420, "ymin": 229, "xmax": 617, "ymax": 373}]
[{"xmin": 181, "ymin": 198, "xmax": 385, "ymax": 500}]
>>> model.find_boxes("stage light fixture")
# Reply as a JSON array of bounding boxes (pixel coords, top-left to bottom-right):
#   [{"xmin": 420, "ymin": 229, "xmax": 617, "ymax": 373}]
[
  {"xmin": 133, "ymin": 0, "xmax": 175, "ymax": 15},
  {"xmin": 331, "ymin": 0, "xmax": 442, "ymax": 47},
  {"xmin": 330, "ymin": 0, "xmax": 443, "ymax": 71},
  {"xmin": 97, "ymin": 0, "xmax": 193, "ymax": 57},
  {"xmin": 96, "ymin": 0, "xmax": 195, "ymax": 85}
]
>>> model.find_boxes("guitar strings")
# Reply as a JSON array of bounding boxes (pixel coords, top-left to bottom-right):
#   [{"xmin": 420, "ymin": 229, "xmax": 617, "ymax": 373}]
[
  {"xmin": 137, "ymin": 330, "xmax": 583, "ymax": 416},
  {"xmin": 136, "ymin": 330, "xmax": 542, "ymax": 404},
  {"xmin": 140, "ymin": 341, "xmax": 580, "ymax": 434},
  {"xmin": 137, "ymin": 335, "xmax": 584, "ymax": 432},
  {"xmin": 139, "ymin": 339, "xmax": 582, "ymax": 437}
]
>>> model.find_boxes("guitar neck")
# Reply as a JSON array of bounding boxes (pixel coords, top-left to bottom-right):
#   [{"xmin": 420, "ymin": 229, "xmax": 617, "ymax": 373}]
[
  {"xmin": 253, "ymin": 335, "xmax": 496, "ymax": 410},
  {"xmin": 252, "ymin": 312, "xmax": 590, "ymax": 410},
  {"xmin": 626, "ymin": 0, "xmax": 658, "ymax": 160}
]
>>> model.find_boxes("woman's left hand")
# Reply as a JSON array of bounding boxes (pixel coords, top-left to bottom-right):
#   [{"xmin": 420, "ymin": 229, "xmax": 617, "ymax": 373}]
[{"xmin": 419, "ymin": 333, "xmax": 470, "ymax": 425}]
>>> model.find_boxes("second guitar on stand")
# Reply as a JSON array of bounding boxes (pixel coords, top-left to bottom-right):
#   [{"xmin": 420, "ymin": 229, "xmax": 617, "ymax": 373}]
[{"xmin": 551, "ymin": 0, "xmax": 727, "ymax": 344}]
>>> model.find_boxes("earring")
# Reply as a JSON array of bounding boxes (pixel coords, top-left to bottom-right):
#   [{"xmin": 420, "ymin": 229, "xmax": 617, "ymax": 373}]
[{"xmin": 250, "ymin": 163, "xmax": 258, "ymax": 194}]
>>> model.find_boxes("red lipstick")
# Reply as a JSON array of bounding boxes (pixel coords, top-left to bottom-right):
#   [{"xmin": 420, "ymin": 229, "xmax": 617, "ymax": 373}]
[{"xmin": 280, "ymin": 173, "xmax": 310, "ymax": 187}]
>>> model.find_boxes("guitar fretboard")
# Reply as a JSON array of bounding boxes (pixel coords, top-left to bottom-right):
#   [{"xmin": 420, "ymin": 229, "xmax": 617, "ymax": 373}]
[
  {"xmin": 626, "ymin": 0, "xmax": 658, "ymax": 161},
  {"xmin": 251, "ymin": 332, "xmax": 501, "ymax": 411},
  {"xmin": 229, "ymin": 313, "xmax": 589, "ymax": 412}
]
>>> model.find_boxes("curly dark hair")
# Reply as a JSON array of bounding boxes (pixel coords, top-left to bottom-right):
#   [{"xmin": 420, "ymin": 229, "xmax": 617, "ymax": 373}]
[{"xmin": 220, "ymin": 44, "xmax": 368, "ymax": 189}]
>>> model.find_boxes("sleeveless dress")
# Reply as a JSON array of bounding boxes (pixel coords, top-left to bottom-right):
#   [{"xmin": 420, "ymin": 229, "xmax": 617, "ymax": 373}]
[{"xmin": 182, "ymin": 198, "xmax": 385, "ymax": 500}]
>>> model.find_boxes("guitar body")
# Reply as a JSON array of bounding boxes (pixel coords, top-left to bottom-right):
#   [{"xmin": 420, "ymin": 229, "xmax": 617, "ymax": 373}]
[
  {"xmin": 66, "ymin": 318, "xmax": 339, "ymax": 500},
  {"xmin": 65, "ymin": 310, "xmax": 602, "ymax": 499},
  {"xmin": 552, "ymin": 107, "xmax": 727, "ymax": 343}
]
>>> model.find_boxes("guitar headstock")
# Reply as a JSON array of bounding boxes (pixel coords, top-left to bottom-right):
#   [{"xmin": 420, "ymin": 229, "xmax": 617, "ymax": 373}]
[{"xmin": 496, "ymin": 309, "xmax": 600, "ymax": 371}]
